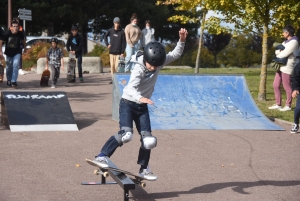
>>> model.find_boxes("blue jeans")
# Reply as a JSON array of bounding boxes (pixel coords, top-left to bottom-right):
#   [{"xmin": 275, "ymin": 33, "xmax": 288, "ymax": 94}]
[
  {"xmin": 100, "ymin": 98, "xmax": 152, "ymax": 167},
  {"xmin": 124, "ymin": 43, "xmax": 139, "ymax": 72},
  {"xmin": 6, "ymin": 54, "xmax": 21, "ymax": 82},
  {"xmin": 294, "ymin": 94, "xmax": 300, "ymax": 124}
]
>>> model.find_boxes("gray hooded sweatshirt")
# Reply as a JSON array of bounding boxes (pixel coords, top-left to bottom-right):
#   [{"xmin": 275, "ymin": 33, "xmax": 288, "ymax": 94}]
[{"xmin": 122, "ymin": 41, "xmax": 185, "ymax": 103}]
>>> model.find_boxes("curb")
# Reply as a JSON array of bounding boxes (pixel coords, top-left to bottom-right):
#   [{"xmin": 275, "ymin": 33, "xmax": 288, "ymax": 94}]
[{"xmin": 268, "ymin": 116, "xmax": 293, "ymax": 126}]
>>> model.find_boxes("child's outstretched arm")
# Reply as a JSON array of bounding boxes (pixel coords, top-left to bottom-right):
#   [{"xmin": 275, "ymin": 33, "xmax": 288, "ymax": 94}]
[{"xmin": 163, "ymin": 28, "xmax": 188, "ymax": 66}]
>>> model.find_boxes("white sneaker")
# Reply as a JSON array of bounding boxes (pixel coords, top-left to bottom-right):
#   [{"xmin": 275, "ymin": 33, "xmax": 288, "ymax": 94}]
[
  {"xmin": 19, "ymin": 69, "xmax": 26, "ymax": 75},
  {"xmin": 268, "ymin": 104, "xmax": 282, "ymax": 110},
  {"xmin": 290, "ymin": 124, "xmax": 299, "ymax": 134},
  {"xmin": 51, "ymin": 84, "xmax": 56, "ymax": 88},
  {"xmin": 139, "ymin": 166, "xmax": 157, "ymax": 181},
  {"xmin": 279, "ymin": 106, "xmax": 291, "ymax": 112},
  {"xmin": 92, "ymin": 156, "xmax": 109, "ymax": 168}
]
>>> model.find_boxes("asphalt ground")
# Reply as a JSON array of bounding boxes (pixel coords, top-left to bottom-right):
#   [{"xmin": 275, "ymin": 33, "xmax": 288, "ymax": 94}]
[{"xmin": 0, "ymin": 71, "xmax": 299, "ymax": 201}]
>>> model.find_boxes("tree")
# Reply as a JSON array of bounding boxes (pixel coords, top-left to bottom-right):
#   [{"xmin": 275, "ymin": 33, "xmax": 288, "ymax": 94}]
[
  {"xmin": 157, "ymin": 0, "xmax": 300, "ymax": 101},
  {"xmin": 203, "ymin": 32, "xmax": 231, "ymax": 67},
  {"xmin": 205, "ymin": 0, "xmax": 300, "ymax": 101},
  {"xmin": 218, "ymin": 34, "xmax": 274, "ymax": 68},
  {"xmin": 156, "ymin": 1, "xmax": 231, "ymax": 72}
]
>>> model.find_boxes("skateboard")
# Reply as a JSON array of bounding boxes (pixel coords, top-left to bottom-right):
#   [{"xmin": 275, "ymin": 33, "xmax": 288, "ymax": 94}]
[
  {"xmin": 86, "ymin": 158, "xmax": 154, "ymax": 188},
  {"xmin": 67, "ymin": 53, "xmax": 76, "ymax": 82},
  {"xmin": 117, "ymin": 56, "xmax": 125, "ymax": 73},
  {"xmin": 0, "ymin": 60, "xmax": 5, "ymax": 83},
  {"xmin": 40, "ymin": 69, "xmax": 50, "ymax": 86}
]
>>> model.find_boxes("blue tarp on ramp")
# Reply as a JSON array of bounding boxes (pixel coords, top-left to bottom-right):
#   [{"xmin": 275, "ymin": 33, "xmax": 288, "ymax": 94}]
[{"xmin": 112, "ymin": 74, "xmax": 284, "ymax": 130}]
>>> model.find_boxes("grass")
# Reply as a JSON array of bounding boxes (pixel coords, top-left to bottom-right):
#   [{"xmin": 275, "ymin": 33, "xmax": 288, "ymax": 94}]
[{"xmin": 160, "ymin": 67, "xmax": 294, "ymax": 123}]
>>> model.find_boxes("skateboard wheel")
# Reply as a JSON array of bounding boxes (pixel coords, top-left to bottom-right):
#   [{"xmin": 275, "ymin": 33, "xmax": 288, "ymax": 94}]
[
  {"xmin": 94, "ymin": 169, "xmax": 99, "ymax": 175},
  {"xmin": 140, "ymin": 182, "xmax": 146, "ymax": 188},
  {"xmin": 103, "ymin": 172, "xmax": 109, "ymax": 178}
]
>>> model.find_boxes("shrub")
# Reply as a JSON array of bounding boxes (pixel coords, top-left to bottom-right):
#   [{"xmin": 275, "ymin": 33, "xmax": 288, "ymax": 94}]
[{"xmin": 85, "ymin": 44, "xmax": 110, "ymax": 67}]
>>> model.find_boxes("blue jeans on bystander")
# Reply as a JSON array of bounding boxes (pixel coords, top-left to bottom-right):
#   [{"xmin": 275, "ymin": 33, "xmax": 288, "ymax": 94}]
[
  {"xmin": 6, "ymin": 54, "xmax": 21, "ymax": 82},
  {"xmin": 124, "ymin": 43, "xmax": 139, "ymax": 72}
]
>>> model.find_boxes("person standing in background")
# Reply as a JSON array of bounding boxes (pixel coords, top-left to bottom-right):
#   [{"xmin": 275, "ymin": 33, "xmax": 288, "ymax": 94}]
[
  {"xmin": 268, "ymin": 25, "xmax": 299, "ymax": 112},
  {"xmin": 66, "ymin": 25, "xmax": 84, "ymax": 82},
  {"xmin": 11, "ymin": 17, "xmax": 27, "ymax": 75},
  {"xmin": 141, "ymin": 20, "xmax": 155, "ymax": 49},
  {"xmin": 45, "ymin": 37, "xmax": 65, "ymax": 88},
  {"xmin": 0, "ymin": 20, "xmax": 26, "ymax": 88},
  {"xmin": 124, "ymin": 13, "xmax": 142, "ymax": 72},
  {"xmin": 104, "ymin": 17, "xmax": 126, "ymax": 83}
]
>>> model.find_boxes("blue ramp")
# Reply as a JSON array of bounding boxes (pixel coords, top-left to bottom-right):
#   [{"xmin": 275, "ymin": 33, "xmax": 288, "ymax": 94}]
[{"xmin": 112, "ymin": 74, "xmax": 284, "ymax": 130}]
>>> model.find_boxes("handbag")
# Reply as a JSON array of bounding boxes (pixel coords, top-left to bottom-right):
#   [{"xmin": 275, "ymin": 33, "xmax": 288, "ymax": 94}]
[
  {"xmin": 270, "ymin": 60, "xmax": 284, "ymax": 71},
  {"xmin": 270, "ymin": 57, "xmax": 288, "ymax": 71}
]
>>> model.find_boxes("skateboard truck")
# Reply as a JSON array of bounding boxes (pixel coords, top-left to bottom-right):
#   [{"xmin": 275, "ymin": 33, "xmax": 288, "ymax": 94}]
[{"xmin": 93, "ymin": 169, "xmax": 109, "ymax": 177}]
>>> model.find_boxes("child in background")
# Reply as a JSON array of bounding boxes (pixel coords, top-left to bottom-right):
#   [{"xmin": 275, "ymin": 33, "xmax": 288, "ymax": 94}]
[{"xmin": 45, "ymin": 37, "xmax": 64, "ymax": 88}]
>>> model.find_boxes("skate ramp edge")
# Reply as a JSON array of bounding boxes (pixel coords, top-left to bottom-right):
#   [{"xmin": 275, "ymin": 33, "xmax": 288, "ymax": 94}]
[{"xmin": 112, "ymin": 74, "xmax": 284, "ymax": 131}]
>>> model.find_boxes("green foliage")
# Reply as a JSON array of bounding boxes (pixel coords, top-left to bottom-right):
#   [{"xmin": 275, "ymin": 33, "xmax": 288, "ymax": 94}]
[
  {"xmin": 166, "ymin": 42, "xmax": 215, "ymax": 68},
  {"xmin": 203, "ymin": 32, "xmax": 232, "ymax": 67},
  {"xmin": 85, "ymin": 45, "xmax": 110, "ymax": 67},
  {"xmin": 85, "ymin": 45, "xmax": 107, "ymax": 56},
  {"xmin": 218, "ymin": 34, "xmax": 275, "ymax": 68},
  {"xmin": 197, "ymin": 47, "xmax": 215, "ymax": 68}
]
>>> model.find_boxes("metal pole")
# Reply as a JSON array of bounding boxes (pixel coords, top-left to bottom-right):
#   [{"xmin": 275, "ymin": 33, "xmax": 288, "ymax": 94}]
[
  {"xmin": 22, "ymin": 8, "xmax": 26, "ymax": 31},
  {"xmin": 8, "ymin": 0, "xmax": 12, "ymax": 28}
]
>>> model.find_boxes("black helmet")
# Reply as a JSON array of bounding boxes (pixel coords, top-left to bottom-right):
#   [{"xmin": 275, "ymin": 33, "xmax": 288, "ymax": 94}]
[
  {"xmin": 144, "ymin": 42, "xmax": 166, "ymax": 66},
  {"xmin": 50, "ymin": 37, "xmax": 58, "ymax": 44}
]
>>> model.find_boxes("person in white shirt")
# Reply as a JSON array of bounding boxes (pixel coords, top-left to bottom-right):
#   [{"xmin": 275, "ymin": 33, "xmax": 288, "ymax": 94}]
[
  {"xmin": 268, "ymin": 25, "xmax": 299, "ymax": 112},
  {"xmin": 141, "ymin": 20, "xmax": 155, "ymax": 49}
]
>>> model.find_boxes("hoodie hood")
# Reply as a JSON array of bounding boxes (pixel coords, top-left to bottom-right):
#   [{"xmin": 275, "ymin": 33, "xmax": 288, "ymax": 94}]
[{"xmin": 284, "ymin": 36, "xmax": 299, "ymax": 44}]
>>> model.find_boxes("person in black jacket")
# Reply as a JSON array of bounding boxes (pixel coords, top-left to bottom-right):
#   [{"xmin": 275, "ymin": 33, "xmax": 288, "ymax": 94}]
[
  {"xmin": 0, "ymin": 20, "xmax": 26, "ymax": 88},
  {"xmin": 291, "ymin": 60, "xmax": 300, "ymax": 133},
  {"xmin": 66, "ymin": 25, "xmax": 83, "ymax": 82},
  {"xmin": 104, "ymin": 17, "xmax": 126, "ymax": 83}
]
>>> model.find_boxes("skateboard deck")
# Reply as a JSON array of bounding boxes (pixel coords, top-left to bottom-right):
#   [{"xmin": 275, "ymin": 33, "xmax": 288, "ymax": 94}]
[
  {"xmin": 0, "ymin": 60, "xmax": 5, "ymax": 83},
  {"xmin": 86, "ymin": 158, "xmax": 155, "ymax": 188},
  {"xmin": 40, "ymin": 69, "xmax": 50, "ymax": 86},
  {"xmin": 67, "ymin": 53, "xmax": 76, "ymax": 82},
  {"xmin": 117, "ymin": 57, "xmax": 125, "ymax": 73}
]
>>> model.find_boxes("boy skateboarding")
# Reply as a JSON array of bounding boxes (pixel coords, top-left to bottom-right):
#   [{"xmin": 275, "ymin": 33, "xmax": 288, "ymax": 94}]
[
  {"xmin": 90, "ymin": 28, "xmax": 188, "ymax": 180},
  {"xmin": 45, "ymin": 37, "xmax": 64, "ymax": 88}
]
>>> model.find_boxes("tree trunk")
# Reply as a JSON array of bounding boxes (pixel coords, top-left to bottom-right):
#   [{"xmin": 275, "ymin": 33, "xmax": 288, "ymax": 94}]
[
  {"xmin": 214, "ymin": 54, "xmax": 217, "ymax": 67},
  {"xmin": 81, "ymin": 22, "xmax": 88, "ymax": 54},
  {"xmin": 195, "ymin": 11, "xmax": 206, "ymax": 73},
  {"xmin": 258, "ymin": 25, "xmax": 268, "ymax": 101}
]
